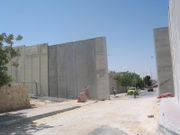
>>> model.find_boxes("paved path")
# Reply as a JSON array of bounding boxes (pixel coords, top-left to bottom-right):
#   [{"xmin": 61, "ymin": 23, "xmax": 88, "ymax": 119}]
[
  {"xmin": 0, "ymin": 103, "xmax": 80, "ymax": 127},
  {"xmin": 0, "ymin": 89, "xmax": 163, "ymax": 135}
]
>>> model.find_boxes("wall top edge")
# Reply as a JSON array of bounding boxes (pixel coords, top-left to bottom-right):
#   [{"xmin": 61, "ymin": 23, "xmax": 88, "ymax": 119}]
[
  {"xmin": 50, "ymin": 36, "xmax": 106, "ymax": 47},
  {"xmin": 153, "ymin": 27, "xmax": 169, "ymax": 31},
  {"xmin": 14, "ymin": 43, "xmax": 48, "ymax": 48},
  {"xmin": 12, "ymin": 37, "xmax": 106, "ymax": 48}
]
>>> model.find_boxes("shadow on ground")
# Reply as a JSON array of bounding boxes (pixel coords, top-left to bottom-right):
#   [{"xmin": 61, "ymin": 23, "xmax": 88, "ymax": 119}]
[
  {"xmin": 0, "ymin": 121, "xmax": 53, "ymax": 135},
  {"xmin": 87, "ymin": 125, "xmax": 127, "ymax": 135},
  {"xmin": 0, "ymin": 111, "xmax": 54, "ymax": 135},
  {"xmin": 0, "ymin": 112, "xmax": 27, "ymax": 123}
]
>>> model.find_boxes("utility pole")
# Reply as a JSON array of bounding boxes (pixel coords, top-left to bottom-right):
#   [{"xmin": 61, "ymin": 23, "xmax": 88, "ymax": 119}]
[
  {"xmin": 133, "ymin": 70, "xmax": 137, "ymax": 89},
  {"xmin": 143, "ymin": 73, "xmax": 146, "ymax": 88},
  {"xmin": 150, "ymin": 56, "xmax": 153, "ymax": 79}
]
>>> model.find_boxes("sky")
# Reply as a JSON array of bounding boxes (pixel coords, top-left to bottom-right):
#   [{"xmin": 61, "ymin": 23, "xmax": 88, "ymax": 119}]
[{"xmin": 1, "ymin": 0, "xmax": 169, "ymax": 79}]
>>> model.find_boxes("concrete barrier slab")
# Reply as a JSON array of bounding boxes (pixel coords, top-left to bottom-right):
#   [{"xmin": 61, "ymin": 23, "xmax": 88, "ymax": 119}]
[{"xmin": 159, "ymin": 98, "xmax": 180, "ymax": 135}]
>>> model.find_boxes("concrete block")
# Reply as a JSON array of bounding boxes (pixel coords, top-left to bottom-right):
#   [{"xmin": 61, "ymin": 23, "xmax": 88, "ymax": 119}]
[
  {"xmin": 7, "ymin": 44, "xmax": 49, "ymax": 97},
  {"xmin": 48, "ymin": 37, "xmax": 109, "ymax": 100},
  {"xmin": 8, "ymin": 37, "xmax": 109, "ymax": 100},
  {"xmin": 169, "ymin": 0, "xmax": 180, "ymax": 103},
  {"xmin": 154, "ymin": 27, "xmax": 174, "ymax": 95}
]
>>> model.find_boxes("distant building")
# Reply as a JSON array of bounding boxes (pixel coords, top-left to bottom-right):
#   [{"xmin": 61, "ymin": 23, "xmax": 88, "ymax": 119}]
[{"xmin": 109, "ymin": 71, "xmax": 126, "ymax": 94}]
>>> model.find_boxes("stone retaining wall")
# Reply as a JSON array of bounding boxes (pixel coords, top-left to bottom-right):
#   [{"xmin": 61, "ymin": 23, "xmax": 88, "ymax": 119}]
[{"xmin": 0, "ymin": 85, "xmax": 30, "ymax": 113}]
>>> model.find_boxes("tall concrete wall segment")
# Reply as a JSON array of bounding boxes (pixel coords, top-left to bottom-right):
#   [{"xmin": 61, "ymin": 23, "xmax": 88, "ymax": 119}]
[
  {"xmin": 154, "ymin": 27, "xmax": 174, "ymax": 95},
  {"xmin": 94, "ymin": 38, "xmax": 109, "ymax": 100},
  {"xmin": 7, "ymin": 37, "xmax": 109, "ymax": 100},
  {"xmin": 7, "ymin": 44, "xmax": 49, "ymax": 97},
  {"xmin": 48, "ymin": 37, "xmax": 109, "ymax": 100},
  {"xmin": 157, "ymin": 2, "xmax": 180, "ymax": 134},
  {"xmin": 169, "ymin": 0, "xmax": 180, "ymax": 103}
]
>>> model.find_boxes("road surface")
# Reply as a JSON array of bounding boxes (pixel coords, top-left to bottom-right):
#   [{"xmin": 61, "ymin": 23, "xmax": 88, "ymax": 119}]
[{"xmin": 0, "ymin": 89, "xmax": 163, "ymax": 135}]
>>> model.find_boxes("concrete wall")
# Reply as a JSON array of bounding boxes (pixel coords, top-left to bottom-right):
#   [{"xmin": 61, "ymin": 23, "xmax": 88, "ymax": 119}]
[
  {"xmin": 7, "ymin": 44, "xmax": 49, "ymax": 96},
  {"xmin": 48, "ymin": 37, "xmax": 109, "ymax": 100},
  {"xmin": 154, "ymin": 27, "xmax": 174, "ymax": 95},
  {"xmin": 0, "ymin": 85, "xmax": 30, "ymax": 113},
  {"xmin": 7, "ymin": 37, "xmax": 109, "ymax": 100},
  {"xmin": 95, "ymin": 38, "xmax": 109, "ymax": 100},
  {"xmin": 169, "ymin": 0, "xmax": 180, "ymax": 103}
]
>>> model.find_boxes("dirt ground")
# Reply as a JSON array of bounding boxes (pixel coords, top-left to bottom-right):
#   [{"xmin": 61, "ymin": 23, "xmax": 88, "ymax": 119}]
[
  {"xmin": 30, "ymin": 98, "xmax": 65, "ymax": 108},
  {"xmin": 0, "ymin": 89, "xmax": 163, "ymax": 135},
  {"xmin": 30, "ymin": 97, "xmax": 96, "ymax": 108}
]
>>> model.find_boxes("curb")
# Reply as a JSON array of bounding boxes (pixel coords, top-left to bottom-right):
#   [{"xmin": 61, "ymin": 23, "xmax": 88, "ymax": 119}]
[
  {"xmin": 0, "ymin": 106, "xmax": 80, "ymax": 127},
  {"xmin": 159, "ymin": 124, "xmax": 180, "ymax": 135}
]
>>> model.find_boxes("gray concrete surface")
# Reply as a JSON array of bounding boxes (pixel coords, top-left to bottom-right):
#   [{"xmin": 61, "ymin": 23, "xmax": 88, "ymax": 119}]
[
  {"xmin": 154, "ymin": 27, "xmax": 174, "ymax": 95},
  {"xmin": 7, "ymin": 44, "xmax": 49, "ymax": 96},
  {"xmin": 169, "ymin": 0, "xmax": 180, "ymax": 104},
  {"xmin": 0, "ymin": 103, "xmax": 80, "ymax": 127},
  {"xmin": 94, "ymin": 37, "xmax": 109, "ymax": 100},
  {"xmin": 7, "ymin": 37, "xmax": 109, "ymax": 100},
  {"xmin": 48, "ymin": 37, "xmax": 109, "ymax": 100},
  {"xmin": 0, "ymin": 89, "xmax": 163, "ymax": 135},
  {"xmin": 159, "ymin": 98, "xmax": 180, "ymax": 135},
  {"xmin": 156, "ymin": 2, "xmax": 180, "ymax": 135}
]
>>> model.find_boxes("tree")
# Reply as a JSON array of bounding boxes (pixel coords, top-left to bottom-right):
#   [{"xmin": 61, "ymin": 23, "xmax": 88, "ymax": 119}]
[
  {"xmin": 129, "ymin": 72, "xmax": 144, "ymax": 89},
  {"xmin": 114, "ymin": 71, "xmax": 144, "ymax": 90},
  {"xmin": 143, "ymin": 75, "xmax": 152, "ymax": 87},
  {"xmin": 114, "ymin": 72, "xmax": 132, "ymax": 88},
  {"xmin": 0, "ymin": 33, "xmax": 23, "ymax": 88},
  {"xmin": 135, "ymin": 77, "xmax": 144, "ymax": 89}
]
